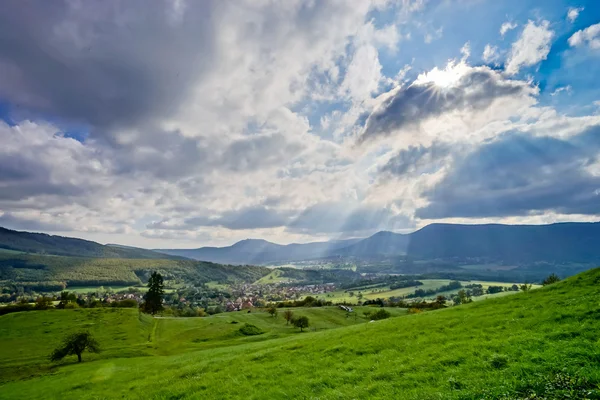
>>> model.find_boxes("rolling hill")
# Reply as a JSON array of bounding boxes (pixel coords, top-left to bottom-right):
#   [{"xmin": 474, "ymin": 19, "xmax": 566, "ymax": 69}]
[
  {"xmin": 0, "ymin": 227, "xmax": 183, "ymax": 259},
  {"xmin": 1, "ymin": 267, "xmax": 599, "ymax": 399},
  {"xmin": 156, "ymin": 221, "xmax": 600, "ymax": 265},
  {"xmin": 0, "ymin": 252, "xmax": 270, "ymax": 289}
]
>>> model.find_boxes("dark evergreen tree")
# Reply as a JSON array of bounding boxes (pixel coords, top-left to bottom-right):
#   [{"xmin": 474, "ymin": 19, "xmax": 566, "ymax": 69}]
[{"xmin": 142, "ymin": 272, "xmax": 164, "ymax": 315}]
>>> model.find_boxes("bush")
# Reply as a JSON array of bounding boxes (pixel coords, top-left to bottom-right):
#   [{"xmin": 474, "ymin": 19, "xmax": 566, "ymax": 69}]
[
  {"xmin": 542, "ymin": 273, "xmax": 561, "ymax": 286},
  {"xmin": 238, "ymin": 323, "xmax": 264, "ymax": 336},
  {"xmin": 370, "ymin": 309, "xmax": 391, "ymax": 320},
  {"xmin": 408, "ymin": 308, "xmax": 423, "ymax": 314}
]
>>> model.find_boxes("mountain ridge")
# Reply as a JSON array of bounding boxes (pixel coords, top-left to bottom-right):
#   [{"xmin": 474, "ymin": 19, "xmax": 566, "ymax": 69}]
[
  {"xmin": 0, "ymin": 227, "xmax": 185, "ymax": 260},
  {"xmin": 156, "ymin": 221, "xmax": 600, "ymax": 264}
]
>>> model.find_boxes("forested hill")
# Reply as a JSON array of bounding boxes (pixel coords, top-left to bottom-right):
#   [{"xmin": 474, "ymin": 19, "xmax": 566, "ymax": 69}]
[{"xmin": 0, "ymin": 227, "xmax": 183, "ymax": 259}]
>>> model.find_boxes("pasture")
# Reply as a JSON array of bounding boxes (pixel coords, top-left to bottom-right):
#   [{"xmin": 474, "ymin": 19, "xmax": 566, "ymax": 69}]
[{"xmin": 1, "ymin": 269, "xmax": 599, "ymax": 399}]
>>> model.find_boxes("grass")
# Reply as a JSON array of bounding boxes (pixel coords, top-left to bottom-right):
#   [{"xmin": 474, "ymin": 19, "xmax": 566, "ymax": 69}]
[
  {"xmin": 316, "ymin": 279, "xmax": 539, "ymax": 303},
  {"xmin": 1, "ymin": 268, "xmax": 600, "ymax": 399}
]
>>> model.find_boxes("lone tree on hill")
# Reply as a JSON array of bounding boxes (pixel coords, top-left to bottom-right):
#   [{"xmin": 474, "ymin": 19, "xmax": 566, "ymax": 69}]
[
  {"xmin": 50, "ymin": 331, "xmax": 100, "ymax": 363},
  {"xmin": 542, "ymin": 273, "xmax": 561, "ymax": 286},
  {"xmin": 283, "ymin": 309, "xmax": 294, "ymax": 325},
  {"xmin": 292, "ymin": 316, "xmax": 309, "ymax": 332},
  {"xmin": 520, "ymin": 283, "xmax": 533, "ymax": 292},
  {"xmin": 267, "ymin": 305, "xmax": 278, "ymax": 318},
  {"xmin": 141, "ymin": 271, "xmax": 164, "ymax": 315}
]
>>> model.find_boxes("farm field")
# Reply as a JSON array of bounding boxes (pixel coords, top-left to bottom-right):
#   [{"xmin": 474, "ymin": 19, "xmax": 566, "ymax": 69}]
[
  {"xmin": 313, "ymin": 279, "xmax": 539, "ymax": 303},
  {"xmin": 1, "ymin": 268, "xmax": 599, "ymax": 399}
]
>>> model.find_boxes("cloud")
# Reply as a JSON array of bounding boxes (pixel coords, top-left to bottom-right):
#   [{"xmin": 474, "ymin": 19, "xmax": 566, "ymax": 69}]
[
  {"xmin": 505, "ymin": 20, "xmax": 554, "ymax": 75},
  {"xmin": 358, "ymin": 62, "xmax": 536, "ymax": 143},
  {"xmin": 424, "ymin": 26, "xmax": 443, "ymax": 43},
  {"xmin": 417, "ymin": 126, "xmax": 600, "ymax": 219},
  {"xmin": 482, "ymin": 44, "xmax": 499, "ymax": 63},
  {"xmin": 567, "ymin": 7, "xmax": 584, "ymax": 23},
  {"xmin": 380, "ymin": 142, "xmax": 453, "ymax": 176},
  {"xmin": 500, "ymin": 21, "xmax": 517, "ymax": 37},
  {"xmin": 568, "ymin": 23, "xmax": 600, "ymax": 49},
  {"xmin": 551, "ymin": 86, "xmax": 572, "ymax": 96},
  {"xmin": 149, "ymin": 206, "xmax": 294, "ymax": 231},
  {"xmin": 287, "ymin": 201, "xmax": 414, "ymax": 235}
]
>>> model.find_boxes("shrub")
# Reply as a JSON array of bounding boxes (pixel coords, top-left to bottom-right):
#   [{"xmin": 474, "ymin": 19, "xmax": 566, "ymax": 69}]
[
  {"xmin": 542, "ymin": 273, "xmax": 561, "ymax": 286},
  {"xmin": 408, "ymin": 308, "xmax": 423, "ymax": 314},
  {"xmin": 238, "ymin": 323, "xmax": 264, "ymax": 336},
  {"xmin": 370, "ymin": 309, "xmax": 391, "ymax": 320}
]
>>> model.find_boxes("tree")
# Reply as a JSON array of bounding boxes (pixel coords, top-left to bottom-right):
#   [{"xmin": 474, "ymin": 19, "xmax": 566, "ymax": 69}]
[
  {"xmin": 141, "ymin": 272, "xmax": 164, "ymax": 315},
  {"xmin": 520, "ymin": 283, "xmax": 533, "ymax": 292},
  {"xmin": 50, "ymin": 331, "xmax": 100, "ymax": 363},
  {"xmin": 283, "ymin": 309, "xmax": 294, "ymax": 325},
  {"xmin": 292, "ymin": 316, "xmax": 309, "ymax": 332},
  {"xmin": 455, "ymin": 289, "xmax": 472, "ymax": 305},
  {"xmin": 542, "ymin": 273, "xmax": 561, "ymax": 286},
  {"xmin": 35, "ymin": 296, "xmax": 53, "ymax": 310},
  {"xmin": 267, "ymin": 305, "xmax": 278, "ymax": 318},
  {"xmin": 435, "ymin": 295, "xmax": 446, "ymax": 305}
]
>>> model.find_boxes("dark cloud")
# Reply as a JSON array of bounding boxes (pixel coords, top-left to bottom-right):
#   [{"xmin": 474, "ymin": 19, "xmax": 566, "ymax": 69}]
[
  {"xmin": 417, "ymin": 126, "xmax": 600, "ymax": 219},
  {"xmin": 380, "ymin": 142, "xmax": 453, "ymax": 176},
  {"xmin": 0, "ymin": 1, "xmax": 216, "ymax": 137},
  {"xmin": 0, "ymin": 153, "xmax": 85, "ymax": 202},
  {"xmin": 359, "ymin": 67, "xmax": 533, "ymax": 143},
  {"xmin": 0, "ymin": 213, "xmax": 71, "ymax": 232}
]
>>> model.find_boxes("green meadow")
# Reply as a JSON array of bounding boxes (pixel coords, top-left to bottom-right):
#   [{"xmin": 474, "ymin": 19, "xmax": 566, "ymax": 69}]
[
  {"xmin": 1, "ymin": 269, "xmax": 600, "ymax": 399},
  {"xmin": 315, "ymin": 279, "xmax": 539, "ymax": 303}
]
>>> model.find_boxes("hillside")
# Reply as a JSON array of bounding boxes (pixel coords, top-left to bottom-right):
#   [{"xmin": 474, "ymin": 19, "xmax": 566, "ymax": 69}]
[
  {"xmin": 155, "ymin": 221, "xmax": 600, "ymax": 265},
  {"xmin": 0, "ymin": 227, "xmax": 183, "ymax": 259},
  {"xmin": 406, "ymin": 222, "xmax": 600, "ymax": 262},
  {"xmin": 0, "ymin": 253, "xmax": 270, "ymax": 289},
  {"xmin": 1, "ymin": 268, "xmax": 599, "ymax": 399}
]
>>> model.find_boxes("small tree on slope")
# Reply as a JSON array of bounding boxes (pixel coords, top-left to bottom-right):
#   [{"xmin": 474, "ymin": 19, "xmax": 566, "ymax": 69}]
[
  {"xmin": 283, "ymin": 310, "xmax": 294, "ymax": 325},
  {"xmin": 292, "ymin": 316, "xmax": 309, "ymax": 332},
  {"xmin": 50, "ymin": 331, "xmax": 100, "ymax": 363}
]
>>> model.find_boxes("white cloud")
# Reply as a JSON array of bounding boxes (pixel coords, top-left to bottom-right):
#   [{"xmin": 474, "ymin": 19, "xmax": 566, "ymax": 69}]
[
  {"xmin": 567, "ymin": 7, "xmax": 584, "ymax": 23},
  {"xmin": 424, "ymin": 26, "xmax": 443, "ymax": 43},
  {"xmin": 505, "ymin": 20, "xmax": 554, "ymax": 75},
  {"xmin": 1, "ymin": 1, "xmax": 600, "ymax": 247},
  {"xmin": 551, "ymin": 85, "xmax": 572, "ymax": 96},
  {"xmin": 482, "ymin": 44, "xmax": 499, "ymax": 63},
  {"xmin": 568, "ymin": 23, "xmax": 600, "ymax": 49},
  {"xmin": 460, "ymin": 41, "xmax": 471, "ymax": 60},
  {"xmin": 500, "ymin": 21, "xmax": 517, "ymax": 37}
]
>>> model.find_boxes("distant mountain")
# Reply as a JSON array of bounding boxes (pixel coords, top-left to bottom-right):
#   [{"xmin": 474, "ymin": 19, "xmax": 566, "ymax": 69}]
[
  {"xmin": 0, "ymin": 227, "xmax": 184, "ymax": 259},
  {"xmin": 156, "ymin": 221, "xmax": 600, "ymax": 265},
  {"xmin": 156, "ymin": 238, "xmax": 361, "ymax": 265},
  {"xmin": 405, "ymin": 222, "xmax": 600, "ymax": 263}
]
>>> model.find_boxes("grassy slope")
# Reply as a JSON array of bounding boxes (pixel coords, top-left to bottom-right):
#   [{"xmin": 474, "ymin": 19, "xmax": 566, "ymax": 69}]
[
  {"xmin": 2, "ymin": 268, "xmax": 600, "ymax": 399},
  {"xmin": 0, "ymin": 308, "xmax": 154, "ymax": 382}
]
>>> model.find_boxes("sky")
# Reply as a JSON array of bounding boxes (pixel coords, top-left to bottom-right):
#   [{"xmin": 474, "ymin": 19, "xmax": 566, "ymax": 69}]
[{"xmin": 0, "ymin": 0, "xmax": 599, "ymax": 248}]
